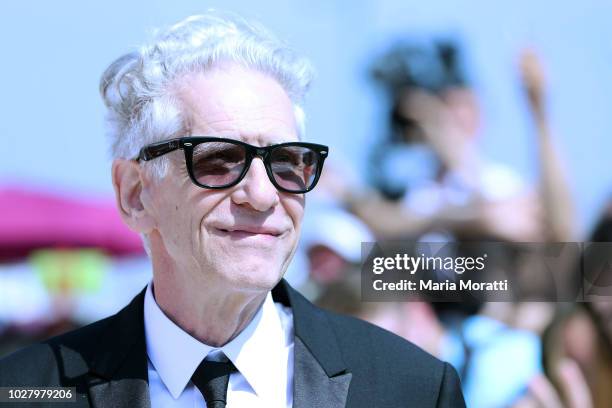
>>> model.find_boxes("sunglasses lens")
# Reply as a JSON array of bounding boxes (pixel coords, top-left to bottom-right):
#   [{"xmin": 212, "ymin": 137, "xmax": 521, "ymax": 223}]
[
  {"xmin": 270, "ymin": 145, "xmax": 319, "ymax": 192},
  {"xmin": 191, "ymin": 141, "xmax": 246, "ymax": 187}
]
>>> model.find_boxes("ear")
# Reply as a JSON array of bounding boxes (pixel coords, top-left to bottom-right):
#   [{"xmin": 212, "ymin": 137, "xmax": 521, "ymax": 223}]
[{"xmin": 112, "ymin": 159, "xmax": 156, "ymax": 233}]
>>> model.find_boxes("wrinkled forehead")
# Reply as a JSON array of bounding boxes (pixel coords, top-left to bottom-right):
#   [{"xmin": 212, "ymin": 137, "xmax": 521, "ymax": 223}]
[{"xmin": 172, "ymin": 64, "xmax": 299, "ymax": 146}]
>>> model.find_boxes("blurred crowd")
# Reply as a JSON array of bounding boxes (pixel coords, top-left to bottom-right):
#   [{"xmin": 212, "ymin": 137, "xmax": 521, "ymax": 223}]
[
  {"xmin": 1, "ymin": 37, "xmax": 612, "ymax": 408},
  {"xmin": 304, "ymin": 39, "xmax": 612, "ymax": 408}
]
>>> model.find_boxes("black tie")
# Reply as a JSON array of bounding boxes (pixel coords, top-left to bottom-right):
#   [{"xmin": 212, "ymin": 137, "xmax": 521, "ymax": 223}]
[{"xmin": 191, "ymin": 355, "xmax": 237, "ymax": 408}]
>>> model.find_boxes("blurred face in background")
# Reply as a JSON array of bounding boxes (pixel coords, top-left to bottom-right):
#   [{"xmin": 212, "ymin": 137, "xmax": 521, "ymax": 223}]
[
  {"xmin": 388, "ymin": 85, "xmax": 481, "ymax": 183},
  {"xmin": 396, "ymin": 86, "xmax": 480, "ymax": 146},
  {"xmin": 142, "ymin": 64, "xmax": 305, "ymax": 294}
]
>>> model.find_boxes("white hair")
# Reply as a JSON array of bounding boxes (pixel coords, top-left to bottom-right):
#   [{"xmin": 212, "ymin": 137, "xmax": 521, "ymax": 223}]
[
  {"xmin": 100, "ymin": 12, "xmax": 314, "ymax": 168},
  {"xmin": 99, "ymin": 12, "xmax": 315, "ymax": 254}
]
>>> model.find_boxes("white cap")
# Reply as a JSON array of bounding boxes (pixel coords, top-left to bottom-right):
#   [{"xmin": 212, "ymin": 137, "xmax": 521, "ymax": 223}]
[{"xmin": 301, "ymin": 204, "xmax": 374, "ymax": 263}]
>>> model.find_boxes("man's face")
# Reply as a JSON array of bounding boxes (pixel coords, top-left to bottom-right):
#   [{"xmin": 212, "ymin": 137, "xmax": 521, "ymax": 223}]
[{"xmin": 141, "ymin": 64, "xmax": 305, "ymax": 293}]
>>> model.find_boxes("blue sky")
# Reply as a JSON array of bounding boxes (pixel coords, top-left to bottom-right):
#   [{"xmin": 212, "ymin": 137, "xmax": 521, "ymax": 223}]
[{"xmin": 2, "ymin": 0, "xmax": 611, "ymax": 235}]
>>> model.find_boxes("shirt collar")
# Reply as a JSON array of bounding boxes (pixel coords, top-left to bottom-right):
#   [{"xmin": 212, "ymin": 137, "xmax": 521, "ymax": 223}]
[{"xmin": 144, "ymin": 282, "xmax": 287, "ymax": 400}]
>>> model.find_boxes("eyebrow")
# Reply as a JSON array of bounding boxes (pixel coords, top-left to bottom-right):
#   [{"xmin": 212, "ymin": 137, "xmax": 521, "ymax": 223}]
[{"xmin": 195, "ymin": 133, "xmax": 295, "ymax": 146}]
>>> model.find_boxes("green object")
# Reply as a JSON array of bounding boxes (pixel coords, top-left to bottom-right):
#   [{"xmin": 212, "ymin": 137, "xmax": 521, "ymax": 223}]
[{"xmin": 31, "ymin": 249, "xmax": 108, "ymax": 294}]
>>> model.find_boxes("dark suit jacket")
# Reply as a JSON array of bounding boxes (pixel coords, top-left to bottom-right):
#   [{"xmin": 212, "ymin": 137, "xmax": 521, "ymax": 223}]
[{"xmin": 0, "ymin": 280, "xmax": 465, "ymax": 408}]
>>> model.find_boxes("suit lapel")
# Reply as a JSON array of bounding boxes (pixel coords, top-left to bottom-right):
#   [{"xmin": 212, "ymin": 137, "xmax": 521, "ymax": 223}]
[
  {"xmin": 273, "ymin": 281, "xmax": 352, "ymax": 408},
  {"xmin": 81, "ymin": 280, "xmax": 351, "ymax": 408},
  {"xmin": 86, "ymin": 288, "xmax": 151, "ymax": 408},
  {"xmin": 293, "ymin": 337, "xmax": 352, "ymax": 408},
  {"xmin": 88, "ymin": 378, "xmax": 150, "ymax": 408}
]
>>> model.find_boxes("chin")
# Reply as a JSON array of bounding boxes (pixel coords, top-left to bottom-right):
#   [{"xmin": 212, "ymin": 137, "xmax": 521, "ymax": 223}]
[
  {"xmin": 206, "ymin": 243, "xmax": 292, "ymax": 290},
  {"xmin": 221, "ymin": 263, "xmax": 284, "ymax": 292}
]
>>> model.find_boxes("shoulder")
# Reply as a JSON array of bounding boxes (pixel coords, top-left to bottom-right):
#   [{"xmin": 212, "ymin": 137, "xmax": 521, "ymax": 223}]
[
  {"xmin": 318, "ymin": 308, "xmax": 465, "ymax": 406},
  {"xmin": 324, "ymin": 308, "xmax": 445, "ymax": 375},
  {"xmin": 281, "ymin": 280, "xmax": 452, "ymax": 382},
  {"xmin": 0, "ymin": 287, "xmax": 146, "ymax": 387},
  {"xmin": 0, "ymin": 315, "xmax": 114, "ymax": 386}
]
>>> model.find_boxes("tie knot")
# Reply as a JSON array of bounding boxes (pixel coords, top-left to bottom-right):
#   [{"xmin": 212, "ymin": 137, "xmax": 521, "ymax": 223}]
[{"xmin": 191, "ymin": 355, "xmax": 237, "ymax": 408}]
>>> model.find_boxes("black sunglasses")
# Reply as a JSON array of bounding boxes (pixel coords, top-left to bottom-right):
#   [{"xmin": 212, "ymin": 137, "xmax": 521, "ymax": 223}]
[{"xmin": 136, "ymin": 137, "xmax": 328, "ymax": 194}]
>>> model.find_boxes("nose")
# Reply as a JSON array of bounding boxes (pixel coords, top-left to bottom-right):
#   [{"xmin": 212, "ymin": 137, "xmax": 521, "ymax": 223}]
[{"xmin": 231, "ymin": 157, "xmax": 279, "ymax": 211}]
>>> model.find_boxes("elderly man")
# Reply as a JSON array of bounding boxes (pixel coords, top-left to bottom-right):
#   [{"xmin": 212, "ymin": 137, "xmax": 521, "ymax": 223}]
[{"xmin": 0, "ymin": 13, "xmax": 465, "ymax": 408}]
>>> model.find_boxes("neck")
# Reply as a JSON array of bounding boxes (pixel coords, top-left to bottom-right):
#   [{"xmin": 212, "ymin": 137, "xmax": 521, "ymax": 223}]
[{"xmin": 150, "ymin": 252, "xmax": 268, "ymax": 347}]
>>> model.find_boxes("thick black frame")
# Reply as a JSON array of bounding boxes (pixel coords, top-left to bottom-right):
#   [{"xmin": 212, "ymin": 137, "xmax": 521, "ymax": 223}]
[{"xmin": 136, "ymin": 136, "xmax": 328, "ymax": 193}]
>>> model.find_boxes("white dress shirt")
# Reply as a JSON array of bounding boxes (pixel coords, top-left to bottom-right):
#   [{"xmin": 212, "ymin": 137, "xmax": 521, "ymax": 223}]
[{"xmin": 144, "ymin": 283, "xmax": 294, "ymax": 407}]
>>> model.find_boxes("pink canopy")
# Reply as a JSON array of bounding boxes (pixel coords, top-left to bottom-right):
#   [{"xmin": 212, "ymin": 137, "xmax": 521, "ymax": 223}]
[{"xmin": 0, "ymin": 187, "xmax": 144, "ymax": 261}]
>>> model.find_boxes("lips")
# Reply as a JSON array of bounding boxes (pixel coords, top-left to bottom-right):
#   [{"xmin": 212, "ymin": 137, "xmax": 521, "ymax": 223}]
[{"xmin": 214, "ymin": 224, "xmax": 283, "ymax": 238}]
